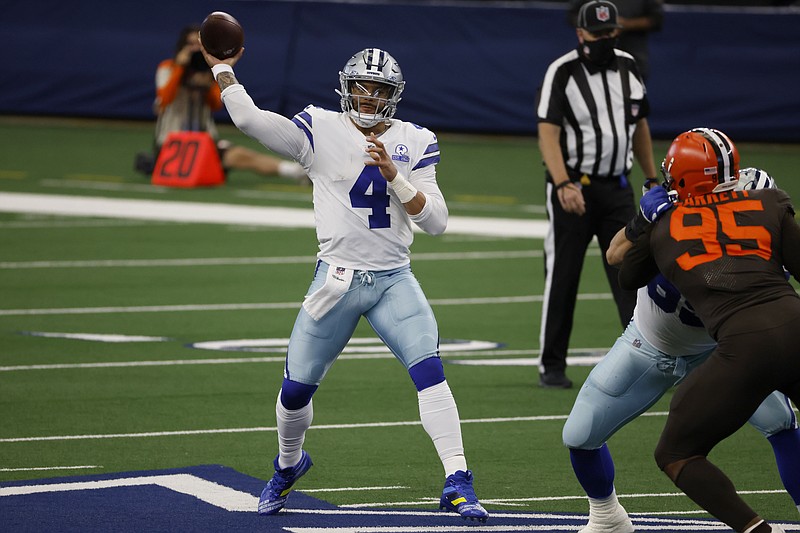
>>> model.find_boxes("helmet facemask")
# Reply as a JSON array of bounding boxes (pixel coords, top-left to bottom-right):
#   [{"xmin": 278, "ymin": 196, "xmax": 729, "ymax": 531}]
[
  {"xmin": 337, "ymin": 48, "xmax": 405, "ymax": 129},
  {"xmin": 736, "ymin": 167, "xmax": 776, "ymax": 191}
]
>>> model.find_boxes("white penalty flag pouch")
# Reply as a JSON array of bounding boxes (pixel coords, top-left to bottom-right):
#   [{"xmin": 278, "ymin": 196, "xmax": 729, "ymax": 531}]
[{"xmin": 302, "ymin": 265, "xmax": 354, "ymax": 321}]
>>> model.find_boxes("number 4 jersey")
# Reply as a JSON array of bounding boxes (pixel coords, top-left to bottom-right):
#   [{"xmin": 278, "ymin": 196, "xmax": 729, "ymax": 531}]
[
  {"xmin": 290, "ymin": 106, "xmax": 446, "ymax": 271},
  {"xmin": 621, "ymin": 188, "xmax": 800, "ymax": 339},
  {"xmin": 220, "ymin": 79, "xmax": 448, "ymax": 272}
]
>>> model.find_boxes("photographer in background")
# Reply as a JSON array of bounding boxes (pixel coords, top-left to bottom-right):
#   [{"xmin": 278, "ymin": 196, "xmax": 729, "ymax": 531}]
[{"xmin": 136, "ymin": 25, "xmax": 308, "ymax": 184}]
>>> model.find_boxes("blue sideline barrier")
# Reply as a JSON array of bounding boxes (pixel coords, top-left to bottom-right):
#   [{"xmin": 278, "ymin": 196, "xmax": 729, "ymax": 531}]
[{"xmin": 5, "ymin": 1, "xmax": 799, "ymax": 141}]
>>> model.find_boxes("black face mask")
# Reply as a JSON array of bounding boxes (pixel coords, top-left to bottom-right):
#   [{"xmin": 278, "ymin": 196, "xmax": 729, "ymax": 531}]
[{"xmin": 581, "ymin": 37, "xmax": 618, "ymax": 66}]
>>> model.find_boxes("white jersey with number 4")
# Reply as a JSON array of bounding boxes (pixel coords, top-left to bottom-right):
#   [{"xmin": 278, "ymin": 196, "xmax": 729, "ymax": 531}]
[{"xmin": 221, "ymin": 84, "xmax": 448, "ymax": 271}]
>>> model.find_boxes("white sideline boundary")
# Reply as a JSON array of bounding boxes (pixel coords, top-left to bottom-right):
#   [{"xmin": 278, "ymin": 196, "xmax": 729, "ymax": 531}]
[{"xmin": 0, "ymin": 192, "xmax": 549, "ymax": 239}]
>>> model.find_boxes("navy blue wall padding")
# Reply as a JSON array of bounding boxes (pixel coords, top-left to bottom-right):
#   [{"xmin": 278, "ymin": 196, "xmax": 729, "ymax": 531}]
[{"xmin": 5, "ymin": 1, "xmax": 799, "ymax": 141}]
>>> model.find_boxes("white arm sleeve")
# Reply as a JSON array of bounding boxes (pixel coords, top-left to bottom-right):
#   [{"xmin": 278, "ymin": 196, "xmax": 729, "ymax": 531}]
[
  {"xmin": 408, "ymin": 166, "xmax": 448, "ymax": 236},
  {"xmin": 220, "ymin": 84, "xmax": 309, "ymax": 164}
]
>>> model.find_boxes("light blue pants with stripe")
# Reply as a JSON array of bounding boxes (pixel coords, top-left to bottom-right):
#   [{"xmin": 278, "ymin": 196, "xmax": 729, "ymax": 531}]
[
  {"xmin": 284, "ymin": 261, "xmax": 439, "ymax": 386},
  {"xmin": 563, "ymin": 321, "xmax": 796, "ymax": 450}
]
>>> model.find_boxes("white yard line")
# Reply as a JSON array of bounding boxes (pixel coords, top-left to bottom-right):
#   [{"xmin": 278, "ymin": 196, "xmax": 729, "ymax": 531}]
[
  {"xmin": 301, "ymin": 486, "xmax": 409, "ymax": 493},
  {"xmin": 0, "ymin": 465, "xmax": 101, "ymax": 472},
  {"xmin": 39, "ymin": 179, "xmax": 168, "ymax": 194},
  {"xmin": 0, "ymin": 192, "xmax": 548, "ymax": 238},
  {"xmin": 0, "ymin": 352, "xmax": 611, "ymax": 373},
  {"xmin": 0, "ymin": 294, "xmax": 613, "ymax": 317},
  {"xmin": 0, "ymin": 414, "xmax": 659, "ymax": 443},
  {"xmin": 0, "ymin": 250, "xmax": 551, "ymax": 270},
  {"xmin": 0, "ymin": 219, "xmax": 179, "ymax": 229}
]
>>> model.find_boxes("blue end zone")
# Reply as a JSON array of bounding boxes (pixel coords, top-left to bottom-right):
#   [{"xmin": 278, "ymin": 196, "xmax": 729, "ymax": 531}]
[{"xmin": 1, "ymin": 465, "xmax": 797, "ymax": 532}]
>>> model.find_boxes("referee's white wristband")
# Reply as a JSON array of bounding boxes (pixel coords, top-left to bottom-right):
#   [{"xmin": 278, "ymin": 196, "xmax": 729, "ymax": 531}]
[
  {"xmin": 388, "ymin": 173, "xmax": 418, "ymax": 204},
  {"xmin": 211, "ymin": 64, "xmax": 234, "ymax": 80}
]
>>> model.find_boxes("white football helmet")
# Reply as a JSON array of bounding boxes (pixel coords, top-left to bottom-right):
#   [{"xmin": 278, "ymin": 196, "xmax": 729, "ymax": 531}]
[
  {"xmin": 337, "ymin": 48, "xmax": 405, "ymax": 128},
  {"xmin": 736, "ymin": 167, "xmax": 776, "ymax": 191}
]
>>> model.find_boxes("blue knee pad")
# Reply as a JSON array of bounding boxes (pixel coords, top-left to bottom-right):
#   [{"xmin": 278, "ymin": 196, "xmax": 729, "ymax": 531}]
[
  {"xmin": 280, "ymin": 378, "xmax": 318, "ymax": 410},
  {"xmin": 408, "ymin": 357, "xmax": 446, "ymax": 392}
]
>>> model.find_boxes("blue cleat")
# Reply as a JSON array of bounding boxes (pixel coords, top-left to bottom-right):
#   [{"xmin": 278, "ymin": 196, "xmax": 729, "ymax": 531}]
[
  {"xmin": 258, "ymin": 451, "xmax": 313, "ymax": 515},
  {"xmin": 439, "ymin": 470, "xmax": 489, "ymax": 522}
]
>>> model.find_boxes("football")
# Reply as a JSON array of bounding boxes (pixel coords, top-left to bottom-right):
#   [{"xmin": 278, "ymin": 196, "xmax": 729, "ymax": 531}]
[{"xmin": 199, "ymin": 11, "xmax": 244, "ymax": 60}]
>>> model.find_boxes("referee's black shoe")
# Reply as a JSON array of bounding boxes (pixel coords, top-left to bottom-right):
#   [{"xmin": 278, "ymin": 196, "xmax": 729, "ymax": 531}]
[{"xmin": 539, "ymin": 370, "xmax": 573, "ymax": 389}]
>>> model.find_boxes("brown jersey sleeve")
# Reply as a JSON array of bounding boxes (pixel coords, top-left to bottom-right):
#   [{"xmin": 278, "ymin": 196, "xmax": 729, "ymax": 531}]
[
  {"xmin": 618, "ymin": 225, "xmax": 661, "ymax": 290},
  {"xmin": 769, "ymin": 188, "xmax": 800, "ymax": 280},
  {"xmin": 780, "ymin": 210, "xmax": 800, "ymax": 280}
]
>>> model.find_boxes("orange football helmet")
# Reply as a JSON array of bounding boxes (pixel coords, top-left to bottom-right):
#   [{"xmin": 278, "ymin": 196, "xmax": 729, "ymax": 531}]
[{"xmin": 660, "ymin": 127, "xmax": 740, "ymax": 201}]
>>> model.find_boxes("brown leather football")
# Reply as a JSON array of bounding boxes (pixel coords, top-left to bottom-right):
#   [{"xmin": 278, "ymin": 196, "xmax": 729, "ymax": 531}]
[{"xmin": 200, "ymin": 12, "xmax": 244, "ymax": 60}]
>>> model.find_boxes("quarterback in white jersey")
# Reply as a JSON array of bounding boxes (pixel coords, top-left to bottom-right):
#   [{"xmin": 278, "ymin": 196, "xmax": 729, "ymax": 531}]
[
  {"xmin": 563, "ymin": 167, "xmax": 800, "ymax": 533},
  {"xmin": 200, "ymin": 44, "xmax": 487, "ymax": 522}
]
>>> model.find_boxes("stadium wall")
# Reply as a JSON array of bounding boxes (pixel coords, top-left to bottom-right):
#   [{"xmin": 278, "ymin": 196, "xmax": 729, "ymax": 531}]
[{"xmin": 6, "ymin": 1, "xmax": 800, "ymax": 141}]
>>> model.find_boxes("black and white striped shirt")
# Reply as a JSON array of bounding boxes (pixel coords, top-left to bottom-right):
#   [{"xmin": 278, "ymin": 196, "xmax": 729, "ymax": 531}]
[{"xmin": 537, "ymin": 48, "xmax": 649, "ymax": 179}]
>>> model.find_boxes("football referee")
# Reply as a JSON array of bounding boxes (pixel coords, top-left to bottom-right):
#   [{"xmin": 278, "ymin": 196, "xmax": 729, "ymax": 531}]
[{"xmin": 535, "ymin": 0, "xmax": 657, "ymax": 389}]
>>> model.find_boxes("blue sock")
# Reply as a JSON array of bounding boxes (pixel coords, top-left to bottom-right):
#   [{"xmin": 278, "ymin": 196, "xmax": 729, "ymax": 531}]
[
  {"xmin": 570, "ymin": 444, "xmax": 615, "ymax": 499},
  {"xmin": 768, "ymin": 427, "xmax": 800, "ymax": 505}
]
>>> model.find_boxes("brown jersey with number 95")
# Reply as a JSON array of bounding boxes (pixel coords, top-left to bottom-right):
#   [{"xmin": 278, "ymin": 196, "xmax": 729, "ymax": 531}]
[{"xmin": 620, "ymin": 187, "xmax": 800, "ymax": 338}]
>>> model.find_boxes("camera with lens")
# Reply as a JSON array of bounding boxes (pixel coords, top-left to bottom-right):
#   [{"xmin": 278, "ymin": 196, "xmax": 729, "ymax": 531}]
[{"xmin": 189, "ymin": 51, "xmax": 210, "ymax": 72}]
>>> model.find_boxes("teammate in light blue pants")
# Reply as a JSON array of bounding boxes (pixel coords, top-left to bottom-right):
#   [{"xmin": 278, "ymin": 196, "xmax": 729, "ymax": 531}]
[{"xmin": 563, "ymin": 321, "xmax": 800, "ymax": 532}]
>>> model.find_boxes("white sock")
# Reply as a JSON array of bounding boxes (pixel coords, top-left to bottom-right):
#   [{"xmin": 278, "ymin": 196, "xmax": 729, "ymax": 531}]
[
  {"xmin": 278, "ymin": 160, "xmax": 307, "ymax": 180},
  {"xmin": 275, "ymin": 392, "xmax": 313, "ymax": 469},
  {"xmin": 586, "ymin": 488, "xmax": 631, "ymax": 527},
  {"xmin": 418, "ymin": 380, "xmax": 467, "ymax": 476},
  {"xmin": 588, "ymin": 489, "xmax": 619, "ymax": 514}
]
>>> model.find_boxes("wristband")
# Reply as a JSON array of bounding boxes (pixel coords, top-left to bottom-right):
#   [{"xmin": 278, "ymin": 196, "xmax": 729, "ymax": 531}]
[
  {"xmin": 554, "ymin": 180, "xmax": 573, "ymax": 191},
  {"xmin": 211, "ymin": 64, "xmax": 234, "ymax": 80},
  {"xmin": 624, "ymin": 211, "xmax": 649, "ymax": 242},
  {"xmin": 388, "ymin": 173, "xmax": 418, "ymax": 204}
]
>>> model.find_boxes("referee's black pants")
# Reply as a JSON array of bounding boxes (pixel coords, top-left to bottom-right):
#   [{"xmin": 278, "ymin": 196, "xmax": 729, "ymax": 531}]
[{"xmin": 539, "ymin": 177, "xmax": 637, "ymax": 375}]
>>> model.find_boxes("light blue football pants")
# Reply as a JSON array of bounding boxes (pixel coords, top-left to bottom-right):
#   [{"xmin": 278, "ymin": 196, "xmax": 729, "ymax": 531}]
[
  {"xmin": 284, "ymin": 261, "xmax": 439, "ymax": 386},
  {"xmin": 563, "ymin": 321, "xmax": 796, "ymax": 449}
]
